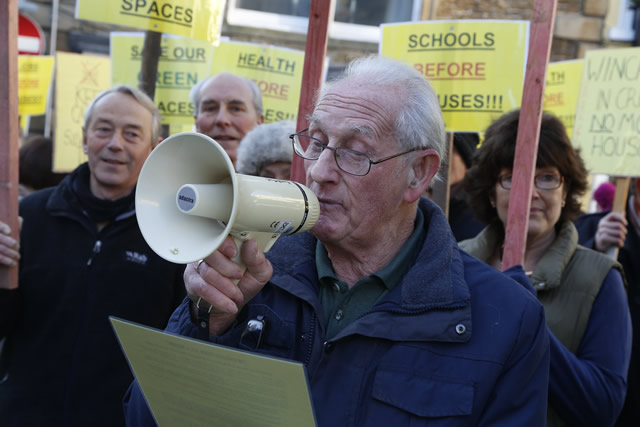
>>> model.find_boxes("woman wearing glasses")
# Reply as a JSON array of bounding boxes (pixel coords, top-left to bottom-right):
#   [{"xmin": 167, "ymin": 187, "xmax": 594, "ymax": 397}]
[{"xmin": 459, "ymin": 109, "xmax": 631, "ymax": 427}]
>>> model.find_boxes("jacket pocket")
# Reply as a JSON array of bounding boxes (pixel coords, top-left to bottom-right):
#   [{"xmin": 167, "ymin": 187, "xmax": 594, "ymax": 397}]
[
  {"xmin": 235, "ymin": 304, "xmax": 293, "ymax": 357},
  {"xmin": 368, "ymin": 368, "xmax": 474, "ymax": 425}
]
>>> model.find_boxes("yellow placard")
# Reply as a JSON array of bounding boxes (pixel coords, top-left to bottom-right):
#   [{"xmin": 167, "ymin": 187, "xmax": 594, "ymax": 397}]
[
  {"xmin": 18, "ymin": 55, "xmax": 55, "ymax": 116},
  {"xmin": 54, "ymin": 52, "xmax": 111, "ymax": 172},
  {"xmin": 543, "ymin": 59, "xmax": 584, "ymax": 139},
  {"xmin": 75, "ymin": 0, "xmax": 224, "ymax": 45},
  {"xmin": 573, "ymin": 47, "xmax": 640, "ymax": 177},
  {"xmin": 111, "ymin": 32, "xmax": 215, "ymax": 125},
  {"xmin": 380, "ymin": 20, "xmax": 529, "ymax": 132},
  {"xmin": 210, "ymin": 41, "xmax": 305, "ymax": 123},
  {"xmin": 111, "ymin": 318, "xmax": 317, "ymax": 426}
]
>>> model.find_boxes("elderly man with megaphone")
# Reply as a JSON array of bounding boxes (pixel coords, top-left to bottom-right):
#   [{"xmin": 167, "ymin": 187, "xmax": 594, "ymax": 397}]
[{"xmin": 125, "ymin": 55, "xmax": 551, "ymax": 426}]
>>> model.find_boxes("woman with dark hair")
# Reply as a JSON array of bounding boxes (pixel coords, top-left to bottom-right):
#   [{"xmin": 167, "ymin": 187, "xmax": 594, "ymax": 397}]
[{"xmin": 460, "ymin": 109, "xmax": 631, "ymax": 427}]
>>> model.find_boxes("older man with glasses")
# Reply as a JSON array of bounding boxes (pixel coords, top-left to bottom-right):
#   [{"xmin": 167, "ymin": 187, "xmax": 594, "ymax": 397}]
[{"xmin": 124, "ymin": 56, "xmax": 550, "ymax": 426}]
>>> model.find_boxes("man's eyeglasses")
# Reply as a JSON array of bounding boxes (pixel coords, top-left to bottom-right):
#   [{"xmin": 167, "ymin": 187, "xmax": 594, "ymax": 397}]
[
  {"xmin": 498, "ymin": 173, "xmax": 564, "ymax": 190},
  {"xmin": 289, "ymin": 129, "xmax": 422, "ymax": 176}
]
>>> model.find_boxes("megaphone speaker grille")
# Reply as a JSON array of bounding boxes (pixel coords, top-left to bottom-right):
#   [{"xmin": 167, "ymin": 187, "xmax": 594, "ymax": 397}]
[{"xmin": 136, "ymin": 132, "xmax": 238, "ymax": 264}]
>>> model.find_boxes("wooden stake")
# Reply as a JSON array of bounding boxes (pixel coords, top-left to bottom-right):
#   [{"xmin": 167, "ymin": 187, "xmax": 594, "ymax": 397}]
[
  {"xmin": 502, "ymin": 0, "xmax": 558, "ymax": 270},
  {"xmin": 606, "ymin": 177, "xmax": 631, "ymax": 259},
  {"xmin": 139, "ymin": 31, "xmax": 162, "ymax": 100},
  {"xmin": 290, "ymin": 0, "xmax": 331, "ymax": 184},
  {"xmin": 0, "ymin": 0, "xmax": 20, "ymax": 289}
]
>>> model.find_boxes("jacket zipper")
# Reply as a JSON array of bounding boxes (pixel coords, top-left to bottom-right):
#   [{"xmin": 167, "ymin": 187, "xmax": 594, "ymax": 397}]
[
  {"xmin": 87, "ymin": 240, "xmax": 102, "ymax": 266},
  {"xmin": 304, "ymin": 311, "xmax": 316, "ymax": 366}
]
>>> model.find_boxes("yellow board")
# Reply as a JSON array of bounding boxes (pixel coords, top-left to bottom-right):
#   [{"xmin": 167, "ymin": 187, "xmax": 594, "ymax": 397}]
[
  {"xmin": 111, "ymin": 32, "xmax": 214, "ymax": 125},
  {"xmin": 18, "ymin": 55, "xmax": 55, "ymax": 116},
  {"xmin": 380, "ymin": 20, "xmax": 529, "ymax": 132},
  {"xmin": 54, "ymin": 52, "xmax": 111, "ymax": 173},
  {"xmin": 543, "ymin": 60, "xmax": 584, "ymax": 140},
  {"xmin": 210, "ymin": 41, "xmax": 305, "ymax": 124},
  {"xmin": 573, "ymin": 47, "xmax": 640, "ymax": 177},
  {"xmin": 75, "ymin": 0, "xmax": 224, "ymax": 45}
]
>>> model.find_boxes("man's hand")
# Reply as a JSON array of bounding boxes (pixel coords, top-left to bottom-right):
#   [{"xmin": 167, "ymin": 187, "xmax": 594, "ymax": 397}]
[
  {"xmin": 595, "ymin": 212, "xmax": 628, "ymax": 252},
  {"xmin": 184, "ymin": 236, "xmax": 273, "ymax": 336},
  {"xmin": 0, "ymin": 220, "xmax": 21, "ymax": 268}
]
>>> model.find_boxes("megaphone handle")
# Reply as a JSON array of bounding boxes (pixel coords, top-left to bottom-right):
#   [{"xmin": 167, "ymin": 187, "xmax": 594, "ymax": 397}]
[{"xmin": 229, "ymin": 232, "xmax": 281, "ymax": 284}]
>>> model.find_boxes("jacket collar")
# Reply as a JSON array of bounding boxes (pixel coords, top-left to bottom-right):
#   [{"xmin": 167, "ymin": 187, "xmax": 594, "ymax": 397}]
[
  {"xmin": 530, "ymin": 221, "xmax": 577, "ymax": 290},
  {"xmin": 45, "ymin": 163, "xmax": 136, "ymax": 222},
  {"xmin": 268, "ymin": 198, "xmax": 472, "ymax": 343},
  {"xmin": 462, "ymin": 220, "xmax": 578, "ymax": 291}
]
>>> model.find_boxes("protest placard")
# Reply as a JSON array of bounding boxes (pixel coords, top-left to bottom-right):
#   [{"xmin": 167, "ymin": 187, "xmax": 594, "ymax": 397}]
[
  {"xmin": 543, "ymin": 59, "xmax": 583, "ymax": 139},
  {"xmin": 18, "ymin": 55, "xmax": 54, "ymax": 116},
  {"xmin": 210, "ymin": 41, "xmax": 307, "ymax": 124},
  {"xmin": 54, "ymin": 52, "xmax": 110, "ymax": 172},
  {"xmin": 111, "ymin": 32, "xmax": 214, "ymax": 126},
  {"xmin": 380, "ymin": 20, "xmax": 529, "ymax": 132},
  {"xmin": 75, "ymin": 0, "xmax": 224, "ymax": 45},
  {"xmin": 573, "ymin": 47, "xmax": 640, "ymax": 177}
]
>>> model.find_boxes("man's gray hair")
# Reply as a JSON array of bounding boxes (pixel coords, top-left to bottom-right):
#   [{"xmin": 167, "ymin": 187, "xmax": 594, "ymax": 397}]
[
  {"xmin": 189, "ymin": 74, "xmax": 264, "ymax": 116},
  {"xmin": 83, "ymin": 85, "xmax": 163, "ymax": 146},
  {"xmin": 318, "ymin": 55, "xmax": 447, "ymax": 176},
  {"xmin": 236, "ymin": 120, "xmax": 295, "ymax": 176}
]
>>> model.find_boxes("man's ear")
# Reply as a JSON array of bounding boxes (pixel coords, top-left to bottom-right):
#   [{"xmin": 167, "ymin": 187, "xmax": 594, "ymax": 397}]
[
  {"xmin": 257, "ymin": 114, "xmax": 265, "ymax": 125},
  {"xmin": 404, "ymin": 149, "xmax": 440, "ymax": 203}
]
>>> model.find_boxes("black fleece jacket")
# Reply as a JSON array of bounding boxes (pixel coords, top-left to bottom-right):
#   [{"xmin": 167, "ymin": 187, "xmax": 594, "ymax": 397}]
[{"xmin": 0, "ymin": 164, "xmax": 186, "ymax": 427}]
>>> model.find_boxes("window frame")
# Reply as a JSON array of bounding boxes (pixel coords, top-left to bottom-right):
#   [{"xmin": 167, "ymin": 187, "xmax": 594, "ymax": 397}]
[
  {"xmin": 609, "ymin": 0, "xmax": 636, "ymax": 41},
  {"xmin": 225, "ymin": 0, "xmax": 423, "ymax": 43}
]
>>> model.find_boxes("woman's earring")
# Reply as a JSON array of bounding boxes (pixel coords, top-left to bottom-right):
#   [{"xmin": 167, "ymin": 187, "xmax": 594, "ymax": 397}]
[
  {"xmin": 562, "ymin": 200, "xmax": 566, "ymax": 207},
  {"xmin": 490, "ymin": 200, "xmax": 496, "ymax": 208}
]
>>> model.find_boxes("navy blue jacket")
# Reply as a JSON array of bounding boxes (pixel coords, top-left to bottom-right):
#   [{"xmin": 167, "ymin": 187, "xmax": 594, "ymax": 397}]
[
  {"xmin": 124, "ymin": 199, "xmax": 550, "ymax": 426},
  {"xmin": 0, "ymin": 165, "xmax": 186, "ymax": 427},
  {"xmin": 575, "ymin": 206, "xmax": 639, "ymax": 426}
]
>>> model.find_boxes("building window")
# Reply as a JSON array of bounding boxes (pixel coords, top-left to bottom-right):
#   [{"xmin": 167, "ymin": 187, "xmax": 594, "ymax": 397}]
[
  {"xmin": 609, "ymin": 0, "xmax": 636, "ymax": 41},
  {"xmin": 227, "ymin": 0, "xmax": 422, "ymax": 43}
]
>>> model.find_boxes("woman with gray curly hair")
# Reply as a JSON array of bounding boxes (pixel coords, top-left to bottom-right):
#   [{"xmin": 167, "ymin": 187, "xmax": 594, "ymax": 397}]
[{"xmin": 235, "ymin": 120, "xmax": 295, "ymax": 180}]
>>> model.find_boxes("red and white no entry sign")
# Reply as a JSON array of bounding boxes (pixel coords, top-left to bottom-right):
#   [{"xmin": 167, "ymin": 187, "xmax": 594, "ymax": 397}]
[{"xmin": 18, "ymin": 13, "xmax": 45, "ymax": 55}]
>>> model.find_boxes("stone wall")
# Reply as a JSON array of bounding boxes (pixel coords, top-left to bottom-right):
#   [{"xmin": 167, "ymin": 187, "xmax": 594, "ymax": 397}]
[
  {"xmin": 432, "ymin": 0, "xmax": 612, "ymax": 60},
  {"xmin": 19, "ymin": 1, "xmax": 633, "ymax": 70}
]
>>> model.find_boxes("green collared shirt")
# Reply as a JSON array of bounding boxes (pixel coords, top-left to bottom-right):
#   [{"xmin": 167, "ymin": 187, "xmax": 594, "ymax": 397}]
[{"xmin": 317, "ymin": 209, "xmax": 425, "ymax": 340}]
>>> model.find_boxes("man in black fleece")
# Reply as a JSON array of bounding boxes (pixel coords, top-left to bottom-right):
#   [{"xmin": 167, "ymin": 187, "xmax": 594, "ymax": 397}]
[{"xmin": 0, "ymin": 85, "xmax": 186, "ymax": 426}]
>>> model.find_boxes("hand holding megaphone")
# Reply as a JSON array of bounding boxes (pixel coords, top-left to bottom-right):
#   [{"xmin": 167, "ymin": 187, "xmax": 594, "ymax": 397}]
[
  {"xmin": 135, "ymin": 132, "xmax": 320, "ymax": 266},
  {"xmin": 183, "ymin": 235, "xmax": 273, "ymax": 335}
]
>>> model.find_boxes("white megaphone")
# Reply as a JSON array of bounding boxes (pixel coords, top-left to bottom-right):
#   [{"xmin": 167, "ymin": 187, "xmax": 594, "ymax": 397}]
[{"xmin": 135, "ymin": 132, "xmax": 320, "ymax": 265}]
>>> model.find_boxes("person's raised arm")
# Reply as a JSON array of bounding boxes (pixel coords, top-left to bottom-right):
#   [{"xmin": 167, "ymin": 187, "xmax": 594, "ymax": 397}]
[{"xmin": 184, "ymin": 236, "xmax": 273, "ymax": 336}]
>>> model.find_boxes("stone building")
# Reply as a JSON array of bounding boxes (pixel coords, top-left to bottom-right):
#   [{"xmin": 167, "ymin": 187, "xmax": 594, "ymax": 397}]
[
  {"xmin": 17, "ymin": 0, "xmax": 639, "ymax": 133},
  {"xmin": 19, "ymin": 0, "xmax": 639, "ymax": 67}
]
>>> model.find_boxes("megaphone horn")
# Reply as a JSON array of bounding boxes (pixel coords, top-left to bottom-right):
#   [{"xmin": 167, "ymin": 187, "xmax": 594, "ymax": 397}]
[{"xmin": 135, "ymin": 132, "xmax": 320, "ymax": 265}]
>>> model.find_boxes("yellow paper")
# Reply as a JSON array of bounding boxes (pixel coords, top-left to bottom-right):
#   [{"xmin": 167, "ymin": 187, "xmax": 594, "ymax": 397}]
[
  {"xmin": 75, "ymin": 0, "xmax": 224, "ymax": 45},
  {"xmin": 210, "ymin": 41, "xmax": 306, "ymax": 123},
  {"xmin": 54, "ymin": 52, "xmax": 111, "ymax": 172},
  {"xmin": 573, "ymin": 47, "xmax": 640, "ymax": 177},
  {"xmin": 380, "ymin": 20, "xmax": 529, "ymax": 132},
  {"xmin": 18, "ymin": 55, "xmax": 55, "ymax": 116},
  {"xmin": 111, "ymin": 32, "xmax": 215, "ymax": 125},
  {"xmin": 110, "ymin": 317, "xmax": 317, "ymax": 426},
  {"xmin": 543, "ymin": 60, "xmax": 584, "ymax": 140}
]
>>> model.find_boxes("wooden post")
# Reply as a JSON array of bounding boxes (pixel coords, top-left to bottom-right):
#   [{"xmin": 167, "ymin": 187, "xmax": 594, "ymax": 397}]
[
  {"xmin": 606, "ymin": 177, "xmax": 631, "ymax": 259},
  {"xmin": 502, "ymin": 0, "xmax": 558, "ymax": 270},
  {"xmin": 0, "ymin": 0, "xmax": 20, "ymax": 289},
  {"xmin": 138, "ymin": 31, "xmax": 162, "ymax": 100},
  {"xmin": 290, "ymin": 0, "xmax": 331, "ymax": 184}
]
